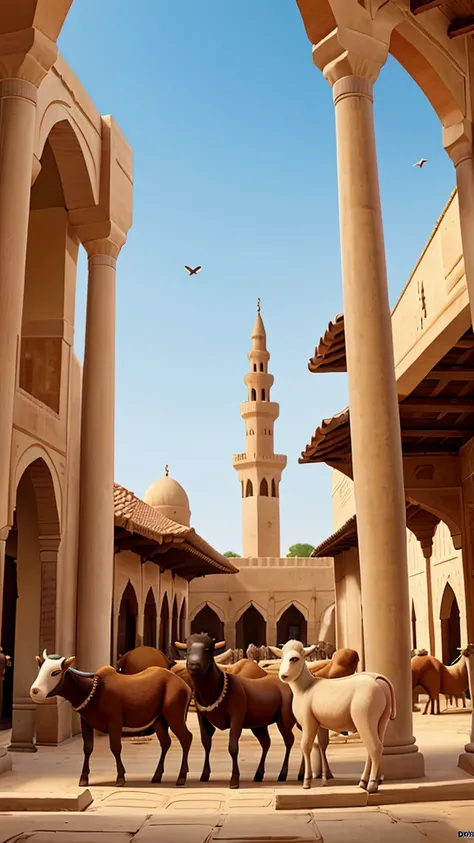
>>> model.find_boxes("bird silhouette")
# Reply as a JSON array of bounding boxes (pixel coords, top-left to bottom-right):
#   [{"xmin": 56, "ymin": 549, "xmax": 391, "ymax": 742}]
[
  {"xmin": 413, "ymin": 158, "xmax": 428, "ymax": 169},
  {"xmin": 184, "ymin": 265, "xmax": 202, "ymax": 276}
]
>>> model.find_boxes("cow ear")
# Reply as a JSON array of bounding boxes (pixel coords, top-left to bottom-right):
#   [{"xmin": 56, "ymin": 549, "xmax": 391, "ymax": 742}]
[
  {"xmin": 62, "ymin": 656, "xmax": 75, "ymax": 671},
  {"xmin": 269, "ymin": 646, "xmax": 282, "ymax": 658},
  {"xmin": 174, "ymin": 641, "xmax": 187, "ymax": 651},
  {"xmin": 35, "ymin": 655, "xmax": 43, "ymax": 666},
  {"xmin": 213, "ymin": 640, "xmax": 226, "ymax": 651}
]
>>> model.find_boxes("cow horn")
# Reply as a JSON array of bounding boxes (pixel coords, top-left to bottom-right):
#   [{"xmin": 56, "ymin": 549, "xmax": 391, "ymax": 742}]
[
  {"xmin": 42, "ymin": 649, "xmax": 48, "ymax": 661},
  {"xmin": 214, "ymin": 640, "xmax": 226, "ymax": 650},
  {"xmin": 174, "ymin": 641, "xmax": 187, "ymax": 651},
  {"xmin": 303, "ymin": 645, "xmax": 317, "ymax": 657},
  {"xmin": 269, "ymin": 646, "xmax": 282, "ymax": 658},
  {"xmin": 214, "ymin": 648, "xmax": 233, "ymax": 664}
]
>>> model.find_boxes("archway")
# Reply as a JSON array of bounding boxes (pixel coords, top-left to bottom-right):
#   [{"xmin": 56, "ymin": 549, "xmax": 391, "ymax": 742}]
[
  {"xmin": 277, "ymin": 604, "xmax": 307, "ymax": 647},
  {"xmin": 117, "ymin": 582, "xmax": 138, "ymax": 657},
  {"xmin": 411, "ymin": 600, "xmax": 417, "ymax": 651},
  {"xmin": 191, "ymin": 604, "xmax": 224, "ymax": 641},
  {"xmin": 2, "ymin": 457, "xmax": 60, "ymax": 748},
  {"xmin": 179, "ymin": 599, "xmax": 187, "ymax": 641},
  {"xmin": 143, "ymin": 588, "xmax": 157, "ymax": 648},
  {"xmin": 171, "ymin": 597, "xmax": 179, "ymax": 658},
  {"xmin": 236, "ymin": 604, "xmax": 266, "ymax": 651},
  {"xmin": 440, "ymin": 582, "xmax": 461, "ymax": 665},
  {"xmin": 159, "ymin": 594, "xmax": 170, "ymax": 656}
]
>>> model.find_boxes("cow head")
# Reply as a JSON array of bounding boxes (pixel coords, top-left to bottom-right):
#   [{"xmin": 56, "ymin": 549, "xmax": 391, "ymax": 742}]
[
  {"xmin": 275, "ymin": 640, "xmax": 317, "ymax": 683},
  {"xmin": 30, "ymin": 650, "xmax": 75, "ymax": 701},
  {"xmin": 174, "ymin": 633, "xmax": 226, "ymax": 677}
]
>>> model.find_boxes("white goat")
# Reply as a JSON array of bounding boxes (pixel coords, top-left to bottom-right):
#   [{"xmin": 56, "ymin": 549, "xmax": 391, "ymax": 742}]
[{"xmin": 277, "ymin": 640, "xmax": 396, "ymax": 793}]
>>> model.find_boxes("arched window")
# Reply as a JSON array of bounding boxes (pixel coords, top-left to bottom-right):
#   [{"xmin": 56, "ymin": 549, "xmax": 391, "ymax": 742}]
[
  {"xmin": 245, "ymin": 479, "xmax": 253, "ymax": 497},
  {"xmin": 260, "ymin": 478, "xmax": 268, "ymax": 496},
  {"xmin": 277, "ymin": 604, "xmax": 307, "ymax": 646},
  {"xmin": 271, "ymin": 478, "xmax": 277, "ymax": 497},
  {"xmin": 179, "ymin": 599, "xmax": 187, "ymax": 640},
  {"xmin": 117, "ymin": 581, "xmax": 138, "ymax": 657},
  {"xmin": 259, "ymin": 362, "xmax": 264, "ymax": 372},
  {"xmin": 440, "ymin": 582, "xmax": 461, "ymax": 664},
  {"xmin": 253, "ymin": 363, "xmax": 257, "ymax": 371},
  {"xmin": 143, "ymin": 588, "xmax": 157, "ymax": 647},
  {"xmin": 159, "ymin": 594, "xmax": 170, "ymax": 656},
  {"xmin": 251, "ymin": 388, "xmax": 257, "ymax": 401},
  {"xmin": 191, "ymin": 604, "xmax": 224, "ymax": 640},
  {"xmin": 236, "ymin": 605, "xmax": 266, "ymax": 651},
  {"xmin": 261, "ymin": 389, "xmax": 265, "ymax": 401}
]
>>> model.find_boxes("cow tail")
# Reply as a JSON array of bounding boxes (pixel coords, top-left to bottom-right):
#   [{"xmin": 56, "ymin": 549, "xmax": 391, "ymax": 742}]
[{"xmin": 376, "ymin": 675, "xmax": 397, "ymax": 720}]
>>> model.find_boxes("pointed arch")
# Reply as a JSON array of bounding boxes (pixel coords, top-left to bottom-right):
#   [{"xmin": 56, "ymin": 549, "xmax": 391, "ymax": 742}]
[
  {"xmin": 159, "ymin": 593, "xmax": 170, "ymax": 655},
  {"xmin": 440, "ymin": 581, "xmax": 461, "ymax": 665},
  {"xmin": 276, "ymin": 603, "xmax": 308, "ymax": 647},
  {"xmin": 411, "ymin": 599, "xmax": 417, "ymax": 651},
  {"xmin": 191, "ymin": 603, "xmax": 224, "ymax": 641},
  {"xmin": 251, "ymin": 388, "xmax": 257, "ymax": 401},
  {"xmin": 245, "ymin": 479, "xmax": 253, "ymax": 497},
  {"xmin": 179, "ymin": 598, "xmax": 187, "ymax": 640},
  {"xmin": 143, "ymin": 587, "xmax": 157, "ymax": 647},
  {"xmin": 271, "ymin": 478, "xmax": 277, "ymax": 497},
  {"xmin": 118, "ymin": 581, "xmax": 138, "ymax": 657},
  {"xmin": 260, "ymin": 478, "xmax": 268, "ymax": 496},
  {"xmin": 171, "ymin": 596, "xmax": 179, "ymax": 655},
  {"xmin": 236, "ymin": 603, "xmax": 266, "ymax": 651}
]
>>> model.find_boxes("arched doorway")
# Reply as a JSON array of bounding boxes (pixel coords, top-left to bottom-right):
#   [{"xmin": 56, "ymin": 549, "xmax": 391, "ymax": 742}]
[
  {"xmin": 117, "ymin": 582, "xmax": 138, "ymax": 657},
  {"xmin": 440, "ymin": 582, "xmax": 461, "ymax": 665},
  {"xmin": 236, "ymin": 604, "xmax": 266, "ymax": 651},
  {"xmin": 277, "ymin": 604, "xmax": 307, "ymax": 647},
  {"xmin": 1, "ymin": 457, "xmax": 60, "ymax": 748},
  {"xmin": 159, "ymin": 594, "xmax": 170, "ymax": 656},
  {"xmin": 191, "ymin": 604, "xmax": 224, "ymax": 641},
  {"xmin": 411, "ymin": 601, "xmax": 417, "ymax": 651},
  {"xmin": 171, "ymin": 597, "xmax": 179, "ymax": 658},
  {"xmin": 143, "ymin": 588, "xmax": 157, "ymax": 648},
  {"xmin": 179, "ymin": 599, "xmax": 187, "ymax": 641}
]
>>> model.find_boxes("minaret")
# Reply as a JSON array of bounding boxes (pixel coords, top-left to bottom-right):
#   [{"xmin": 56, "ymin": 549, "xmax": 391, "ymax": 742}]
[{"xmin": 232, "ymin": 299, "xmax": 287, "ymax": 557}]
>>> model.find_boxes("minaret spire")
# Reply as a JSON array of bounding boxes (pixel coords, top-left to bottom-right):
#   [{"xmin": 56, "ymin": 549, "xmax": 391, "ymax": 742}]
[{"xmin": 232, "ymin": 304, "xmax": 287, "ymax": 558}]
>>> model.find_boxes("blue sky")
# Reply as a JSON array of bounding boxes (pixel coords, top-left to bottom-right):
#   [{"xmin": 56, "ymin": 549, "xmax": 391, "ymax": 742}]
[{"xmin": 59, "ymin": 1, "xmax": 455, "ymax": 556}]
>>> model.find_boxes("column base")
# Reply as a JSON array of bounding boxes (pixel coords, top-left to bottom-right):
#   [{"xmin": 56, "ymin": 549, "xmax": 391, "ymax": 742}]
[
  {"xmin": 35, "ymin": 697, "xmax": 72, "ymax": 746},
  {"xmin": 0, "ymin": 746, "xmax": 12, "ymax": 774},
  {"xmin": 458, "ymin": 751, "xmax": 474, "ymax": 776},
  {"xmin": 8, "ymin": 701, "xmax": 36, "ymax": 753},
  {"xmin": 381, "ymin": 746, "xmax": 425, "ymax": 780}
]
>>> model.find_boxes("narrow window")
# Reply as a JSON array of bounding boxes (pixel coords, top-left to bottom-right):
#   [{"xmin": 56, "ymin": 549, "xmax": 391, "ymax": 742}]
[
  {"xmin": 246, "ymin": 479, "xmax": 253, "ymax": 497},
  {"xmin": 253, "ymin": 363, "xmax": 257, "ymax": 372},
  {"xmin": 271, "ymin": 478, "xmax": 277, "ymax": 497},
  {"xmin": 261, "ymin": 389, "xmax": 265, "ymax": 401},
  {"xmin": 260, "ymin": 478, "xmax": 268, "ymax": 496},
  {"xmin": 251, "ymin": 388, "xmax": 257, "ymax": 401},
  {"xmin": 260, "ymin": 362, "xmax": 264, "ymax": 372}
]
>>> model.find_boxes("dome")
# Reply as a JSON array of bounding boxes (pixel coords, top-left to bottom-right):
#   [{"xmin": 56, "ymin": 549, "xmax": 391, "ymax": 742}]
[{"xmin": 143, "ymin": 468, "xmax": 191, "ymax": 527}]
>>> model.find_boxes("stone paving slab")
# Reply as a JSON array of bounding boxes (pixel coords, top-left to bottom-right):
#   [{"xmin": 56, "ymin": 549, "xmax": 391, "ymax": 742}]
[
  {"xmin": 213, "ymin": 813, "xmax": 320, "ymax": 840},
  {"xmin": 275, "ymin": 778, "xmax": 474, "ymax": 810},
  {"xmin": 0, "ymin": 788, "xmax": 92, "ymax": 812}
]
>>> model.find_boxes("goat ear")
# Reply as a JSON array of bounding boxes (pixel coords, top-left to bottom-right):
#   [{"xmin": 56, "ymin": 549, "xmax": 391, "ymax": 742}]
[
  {"xmin": 35, "ymin": 655, "xmax": 43, "ymax": 666},
  {"xmin": 269, "ymin": 646, "xmax": 282, "ymax": 658},
  {"xmin": 62, "ymin": 656, "xmax": 75, "ymax": 671},
  {"xmin": 174, "ymin": 641, "xmax": 187, "ymax": 651},
  {"xmin": 213, "ymin": 640, "xmax": 226, "ymax": 651},
  {"xmin": 303, "ymin": 645, "xmax": 317, "ymax": 658}
]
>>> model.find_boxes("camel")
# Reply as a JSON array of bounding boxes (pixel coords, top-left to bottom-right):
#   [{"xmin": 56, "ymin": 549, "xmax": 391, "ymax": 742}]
[
  {"xmin": 276, "ymin": 640, "xmax": 395, "ymax": 793},
  {"xmin": 411, "ymin": 652, "xmax": 469, "ymax": 714}
]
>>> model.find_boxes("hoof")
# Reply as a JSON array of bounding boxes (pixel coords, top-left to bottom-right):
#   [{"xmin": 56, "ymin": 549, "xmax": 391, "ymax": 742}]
[
  {"xmin": 359, "ymin": 779, "xmax": 368, "ymax": 791},
  {"xmin": 229, "ymin": 779, "xmax": 239, "ymax": 789},
  {"xmin": 79, "ymin": 778, "xmax": 88, "ymax": 787},
  {"xmin": 200, "ymin": 771, "xmax": 210, "ymax": 782},
  {"xmin": 151, "ymin": 775, "xmax": 162, "ymax": 784},
  {"xmin": 175, "ymin": 777, "xmax": 186, "ymax": 787},
  {"xmin": 277, "ymin": 772, "xmax": 287, "ymax": 783},
  {"xmin": 116, "ymin": 778, "xmax": 125, "ymax": 787},
  {"xmin": 253, "ymin": 771, "xmax": 264, "ymax": 782},
  {"xmin": 367, "ymin": 779, "xmax": 379, "ymax": 794},
  {"xmin": 303, "ymin": 778, "xmax": 311, "ymax": 790}
]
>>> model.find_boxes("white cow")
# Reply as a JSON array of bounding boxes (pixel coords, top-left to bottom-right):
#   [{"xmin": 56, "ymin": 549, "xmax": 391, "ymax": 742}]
[{"xmin": 275, "ymin": 640, "xmax": 396, "ymax": 793}]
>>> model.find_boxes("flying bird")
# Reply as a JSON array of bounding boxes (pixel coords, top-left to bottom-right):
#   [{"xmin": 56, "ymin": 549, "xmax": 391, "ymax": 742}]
[
  {"xmin": 184, "ymin": 265, "xmax": 202, "ymax": 276},
  {"xmin": 413, "ymin": 158, "xmax": 428, "ymax": 169}
]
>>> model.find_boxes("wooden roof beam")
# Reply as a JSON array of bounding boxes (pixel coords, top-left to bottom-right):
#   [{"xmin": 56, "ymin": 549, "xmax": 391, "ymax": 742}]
[
  {"xmin": 448, "ymin": 16, "xmax": 474, "ymax": 38},
  {"xmin": 402, "ymin": 429, "xmax": 471, "ymax": 438},
  {"xmin": 401, "ymin": 398, "xmax": 474, "ymax": 412},
  {"xmin": 410, "ymin": 0, "xmax": 444, "ymax": 13},
  {"xmin": 431, "ymin": 369, "xmax": 474, "ymax": 379}
]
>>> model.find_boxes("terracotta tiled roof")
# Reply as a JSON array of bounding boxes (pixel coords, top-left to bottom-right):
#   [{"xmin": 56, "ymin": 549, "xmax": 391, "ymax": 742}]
[
  {"xmin": 113, "ymin": 483, "xmax": 237, "ymax": 575},
  {"xmin": 299, "ymin": 408, "xmax": 350, "ymax": 464},
  {"xmin": 308, "ymin": 313, "xmax": 346, "ymax": 373}
]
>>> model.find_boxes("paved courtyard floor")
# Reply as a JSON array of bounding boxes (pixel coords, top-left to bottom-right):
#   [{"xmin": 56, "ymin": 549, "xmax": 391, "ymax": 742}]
[{"xmin": 0, "ymin": 707, "xmax": 473, "ymax": 841}]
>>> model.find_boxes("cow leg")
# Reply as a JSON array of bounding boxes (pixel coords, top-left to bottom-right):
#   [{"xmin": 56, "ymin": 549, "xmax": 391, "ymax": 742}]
[
  {"xmin": 197, "ymin": 712, "xmax": 215, "ymax": 782},
  {"xmin": 228, "ymin": 718, "xmax": 244, "ymax": 789},
  {"xmin": 275, "ymin": 714, "xmax": 295, "ymax": 782},
  {"xmin": 152, "ymin": 716, "xmax": 171, "ymax": 784},
  {"xmin": 108, "ymin": 722, "xmax": 126, "ymax": 786},
  {"xmin": 317, "ymin": 726, "xmax": 334, "ymax": 783},
  {"xmin": 79, "ymin": 718, "xmax": 94, "ymax": 787},
  {"xmin": 463, "ymin": 694, "xmax": 467, "ymax": 708},
  {"xmin": 251, "ymin": 726, "xmax": 271, "ymax": 782},
  {"xmin": 166, "ymin": 711, "xmax": 193, "ymax": 787},
  {"xmin": 301, "ymin": 717, "xmax": 319, "ymax": 790}
]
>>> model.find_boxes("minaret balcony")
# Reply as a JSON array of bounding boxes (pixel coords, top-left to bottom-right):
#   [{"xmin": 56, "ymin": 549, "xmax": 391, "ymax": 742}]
[
  {"xmin": 232, "ymin": 453, "xmax": 287, "ymax": 470},
  {"xmin": 240, "ymin": 400, "xmax": 280, "ymax": 420}
]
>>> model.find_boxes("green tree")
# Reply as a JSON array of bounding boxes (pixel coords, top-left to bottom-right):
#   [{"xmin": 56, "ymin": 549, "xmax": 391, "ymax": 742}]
[
  {"xmin": 286, "ymin": 543, "xmax": 314, "ymax": 558},
  {"xmin": 223, "ymin": 550, "xmax": 240, "ymax": 558}
]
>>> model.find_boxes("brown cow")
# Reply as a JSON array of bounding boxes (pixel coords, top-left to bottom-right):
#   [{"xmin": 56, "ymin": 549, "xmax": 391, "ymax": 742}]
[
  {"xmin": 411, "ymin": 652, "xmax": 469, "ymax": 714},
  {"xmin": 117, "ymin": 646, "xmax": 174, "ymax": 673},
  {"xmin": 30, "ymin": 651, "xmax": 192, "ymax": 787},
  {"xmin": 260, "ymin": 648, "xmax": 359, "ymax": 680}
]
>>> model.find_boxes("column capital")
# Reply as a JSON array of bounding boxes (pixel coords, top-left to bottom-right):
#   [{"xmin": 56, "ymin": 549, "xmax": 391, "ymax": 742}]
[
  {"xmin": 443, "ymin": 120, "xmax": 473, "ymax": 168},
  {"xmin": 78, "ymin": 222, "xmax": 126, "ymax": 261},
  {"xmin": 313, "ymin": 26, "xmax": 392, "ymax": 88},
  {"xmin": 0, "ymin": 27, "xmax": 58, "ymax": 88}
]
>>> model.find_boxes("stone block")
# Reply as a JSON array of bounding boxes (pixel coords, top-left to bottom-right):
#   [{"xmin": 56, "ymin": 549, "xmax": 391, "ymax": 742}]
[
  {"xmin": 366, "ymin": 779, "xmax": 474, "ymax": 805},
  {"xmin": 134, "ymin": 823, "xmax": 216, "ymax": 843},
  {"xmin": 314, "ymin": 817, "xmax": 424, "ymax": 843},
  {"xmin": 214, "ymin": 813, "xmax": 320, "ymax": 840},
  {"xmin": 0, "ymin": 788, "xmax": 93, "ymax": 812},
  {"xmin": 458, "ymin": 751, "xmax": 474, "ymax": 776},
  {"xmin": 0, "ymin": 747, "xmax": 12, "ymax": 774},
  {"xmin": 275, "ymin": 786, "xmax": 368, "ymax": 810}
]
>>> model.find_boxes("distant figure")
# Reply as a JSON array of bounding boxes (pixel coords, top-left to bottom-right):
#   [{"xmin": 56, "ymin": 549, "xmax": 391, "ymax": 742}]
[
  {"xmin": 184, "ymin": 265, "xmax": 201, "ymax": 276},
  {"xmin": 413, "ymin": 158, "xmax": 427, "ymax": 169}
]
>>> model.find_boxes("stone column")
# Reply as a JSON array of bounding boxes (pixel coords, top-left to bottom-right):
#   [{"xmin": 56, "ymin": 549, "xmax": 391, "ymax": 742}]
[
  {"xmin": 443, "ymin": 121, "xmax": 474, "ymax": 332},
  {"xmin": 318, "ymin": 51, "xmax": 423, "ymax": 776},
  {"xmin": 267, "ymin": 594, "xmax": 276, "ymax": 646},
  {"xmin": 0, "ymin": 79, "xmax": 37, "ymax": 533},
  {"xmin": 76, "ymin": 243, "xmax": 118, "ymax": 672}
]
